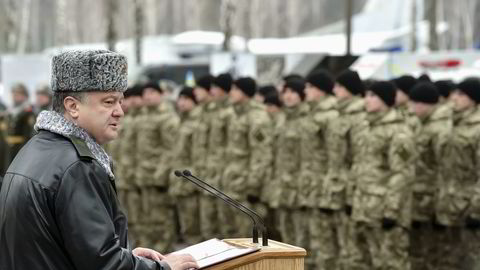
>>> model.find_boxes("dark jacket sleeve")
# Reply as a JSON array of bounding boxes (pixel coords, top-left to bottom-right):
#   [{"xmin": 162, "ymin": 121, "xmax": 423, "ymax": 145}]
[{"xmin": 55, "ymin": 160, "xmax": 171, "ymax": 270}]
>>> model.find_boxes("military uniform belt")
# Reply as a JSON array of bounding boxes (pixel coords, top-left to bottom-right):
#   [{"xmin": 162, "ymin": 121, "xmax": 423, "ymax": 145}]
[{"xmin": 6, "ymin": 136, "xmax": 26, "ymax": 145}]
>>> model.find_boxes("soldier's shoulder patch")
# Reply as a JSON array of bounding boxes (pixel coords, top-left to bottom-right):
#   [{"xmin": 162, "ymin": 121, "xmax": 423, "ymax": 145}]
[{"xmin": 254, "ymin": 130, "xmax": 265, "ymax": 142}]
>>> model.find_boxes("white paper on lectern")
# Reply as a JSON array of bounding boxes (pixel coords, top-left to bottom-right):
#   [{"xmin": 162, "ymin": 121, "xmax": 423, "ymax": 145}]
[{"xmin": 171, "ymin": 239, "xmax": 260, "ymax": 269}]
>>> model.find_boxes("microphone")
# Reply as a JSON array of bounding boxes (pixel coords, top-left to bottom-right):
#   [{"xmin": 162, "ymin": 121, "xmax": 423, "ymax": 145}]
[{"xmin": 174, "ymin": 170, "xmax": 268, "ymax": 246}]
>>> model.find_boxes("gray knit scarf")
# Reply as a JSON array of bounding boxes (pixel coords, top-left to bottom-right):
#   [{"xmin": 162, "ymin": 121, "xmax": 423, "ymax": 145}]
[{"xmin": 34, "ymin": 110, "xmax": 114, "ymax": 179}]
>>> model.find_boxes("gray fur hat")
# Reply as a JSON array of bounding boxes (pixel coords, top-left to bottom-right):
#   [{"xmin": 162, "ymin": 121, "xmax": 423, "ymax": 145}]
[{"xmin": 51, "ymin": 49, "xmax": 128, "ymax": 92}]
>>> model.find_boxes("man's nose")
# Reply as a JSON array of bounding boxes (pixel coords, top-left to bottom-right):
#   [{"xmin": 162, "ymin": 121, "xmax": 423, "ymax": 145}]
[{"xmin": 113, "ymin": 102, "xmax": 124, "ymax": 117}]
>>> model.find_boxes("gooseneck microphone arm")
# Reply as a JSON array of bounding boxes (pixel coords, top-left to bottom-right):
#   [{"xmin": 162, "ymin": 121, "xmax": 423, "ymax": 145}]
[
  {"xmin": 174, "ymin": 170, "xmax": 261, "ymax": 244},
  {"xmin": 180, "ymin": 170, "xmax": 268, "ymax": 246}
]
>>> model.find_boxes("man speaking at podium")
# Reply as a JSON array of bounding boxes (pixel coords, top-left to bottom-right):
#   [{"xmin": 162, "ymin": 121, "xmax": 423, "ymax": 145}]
[{"xmin": 0, "ymin": 50, "xmax": 198, "ymax": 270}]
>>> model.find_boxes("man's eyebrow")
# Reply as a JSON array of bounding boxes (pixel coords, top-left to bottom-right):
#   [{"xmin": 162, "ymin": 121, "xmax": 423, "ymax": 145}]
[{"xmin": 102, "ymin": 94, "xmax": 122, "ymax": 100}]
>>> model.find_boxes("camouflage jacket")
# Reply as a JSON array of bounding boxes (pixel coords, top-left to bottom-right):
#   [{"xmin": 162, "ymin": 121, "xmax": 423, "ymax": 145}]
[
  {"xmin": 336, "ymin": 97, "xmax": 367, "ymax": 207},
  {"xmin": 223, "ymin": 100, "xmax": 273, "ymax": 201},
  {"xmin": 118, "ymin": 108, "xmax": 141, "ymax": 188},
  {"xmin": 397, "ymin": 103, "xmax": 421, "ymax": 133},
  {"xmin": 298, "ymin": 96, "xmax": 343, "ymax": 209},
  {"xmin": 169, "ymin": 108, "xmax": 205, "ymax": 197},
  {"xmin": 135, "ymin": 102, "xmax": 180, "ymax": 188},
  {"xmin": 105, "ymin": 117, "xmax": 124, "ymax": 188},
  {"xmin": 437, "ymin": 107, "xmax": 480, "ymax": 226},
  {"xmin": 412, "ymin": 105, "xmax": 452, "ymax": 222},
  {"xmin": 271, "ymin": 103, "xmax": 309, "ymax": 208},
  {"xmin": 201, "ymin": 98, "xmax": 233, "ymax": 192},
  {"xmin": 352, "ymin": 109, "xmax": 415, "ymax": 228}
]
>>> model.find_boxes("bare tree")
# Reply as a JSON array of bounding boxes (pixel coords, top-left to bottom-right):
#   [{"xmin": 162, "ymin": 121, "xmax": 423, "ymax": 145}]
[
  {"xmin": 105, "ymin": 0, "xmax": 118, "ymax": 51},
  {"xmin": 220, "ymin": 0, "xmax": 235, "ymax": 51},
  {"xmin": 5, "ymin": 0, "xmax": 20, "ymax": 52},
  {"xmin": 16, "ymin": 0, "xmax": 32, "ymax": 53},
  {"xmin": 411, "ymin": 0, "xmax": 417, "ymax": 51},
  {"xmin": 134, "ymin": 0, "xmax": 144, "ymax": 65},
  {"xmin": 426, "ymin": 0, "xmax": 439, "ymax": 50}
]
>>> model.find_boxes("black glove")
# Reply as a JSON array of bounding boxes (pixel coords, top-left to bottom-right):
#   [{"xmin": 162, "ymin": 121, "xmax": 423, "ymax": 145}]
[
  {"xmin": 432, "ymin": 218, "xmax": 447, "ymax": 230},
  {"xmin": 319, "ymin": 208, "xmax": 334, "ymax": 215},
  {"xmin": 345, "ymin": 205, "xmax": 352, "ymax": 216},
  {"xmin": 411, "ymin": 220, "xmax": 422, "ymax": 229},
  {"xmin": 466, "ymin": 216, "xmax": 480, "ymax": 230},
  {"xmin": 247, "ymin": 195, "xmax": 260, "ymax": 204},
  {"xmin": 382, "ymin": 218, "xmax": 397, "ymax": 230}
]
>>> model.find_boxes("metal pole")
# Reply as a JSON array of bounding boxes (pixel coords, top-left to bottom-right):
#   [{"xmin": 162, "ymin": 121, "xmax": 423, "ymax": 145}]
[{"xmin": 346, "ymin": 0, "xmax": 353, "ymax": 55}]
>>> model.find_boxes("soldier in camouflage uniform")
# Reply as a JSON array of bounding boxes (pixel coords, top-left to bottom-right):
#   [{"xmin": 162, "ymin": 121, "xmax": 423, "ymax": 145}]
[
  {"xmin": 223, "ymin": 77, "xmax": 272, "ymax": 238},
  {"xmin": 272, "ymin": 78, "xmax": 309, "ymax": 246},
  {"xmin": 118, "ymin": 85, "xmax": 144, "ymax": 245},
  {"xmin": 407, "ymin": 83, "xmax": 452, "ymax": 270},
  {"xmin": 34, "ymin": 84, "xmax": 52, "ymax": 115},
  {"xmin": 263, "ymin": 92, "xmax": 282, "ymax": 115},
  {"xmin": 352, "ymin": 81, "xmax": 415, "ymax": 270},
  {"xmin": 6, "ymin": 83, "xmax": 36, "ymax": 164},
  {"xmin": 105, "ymin": 86, "xmax": 134, "ymax": 209},
  {"xmin": 136, "ymin": 82, "xmax": 179, "ymax": 252},
  {"xmin": 260, "ymin": 90, "xmax": 283, "ymax": 242},
  {"xmin": 437, "ymin": 78, "xmax": 480, "ymax": 270},
  {"xmin": 393, "ymin": 75, "xmax": 421, "ymax": 131},
  {"xmin": 169, "ymin": 87, "xmax": 202, "ymax": 245},
  {"xmin": 195, "ymin": 74, "xmax": 228, "ymax": 239},
  {"xmin": 332, "ymin": 70, "xmax": 367, "ymax": 270},
  {"xmin": 300, "ymin": 71, "xmax": 343, "ymax": 270},
  {"xmin": 434, "ymin": 80, "xmax": 455, "ymax": 119}
]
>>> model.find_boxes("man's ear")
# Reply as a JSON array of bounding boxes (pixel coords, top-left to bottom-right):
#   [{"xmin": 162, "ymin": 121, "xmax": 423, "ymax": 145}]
[{"xmin": 64, "ymin": 96, "xmax": 80, "ymax": 119}]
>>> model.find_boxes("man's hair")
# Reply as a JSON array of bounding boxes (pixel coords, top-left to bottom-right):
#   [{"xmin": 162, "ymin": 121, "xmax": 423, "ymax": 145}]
[{"xmin": 52, "ymin": 92, "xmax": 87, "ymax": 114}]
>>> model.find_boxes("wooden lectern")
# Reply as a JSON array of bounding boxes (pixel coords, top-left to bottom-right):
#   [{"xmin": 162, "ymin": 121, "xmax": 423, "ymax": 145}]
[{"xmin": 205, "ymin": 239, "xmax": 307, "ymax": 270}]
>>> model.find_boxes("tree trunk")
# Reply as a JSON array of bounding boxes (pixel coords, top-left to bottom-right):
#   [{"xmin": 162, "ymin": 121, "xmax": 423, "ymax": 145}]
[
  {"xmin": 411, "ymin": 0, "xmax": 417, "ymax": 51},
  {"xmin": 134, "ymin": 0, "xmax": 143, "ymax": 65},
  {"xmin": 105, "ymin": 0, "xmax": 117, "ymax": 51},
  {"xmin": 426, "ymin": 0, "xmax": 439, "ymax": 50},
  {"xmin": 220, "ymin": 0, "xmax": 235, "ymax": 51}
]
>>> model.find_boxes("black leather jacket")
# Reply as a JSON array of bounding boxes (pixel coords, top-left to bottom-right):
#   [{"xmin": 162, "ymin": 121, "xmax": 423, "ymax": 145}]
[{"xmin": 0, "ymin": 131, "xmax": 170, "ymax": 270}]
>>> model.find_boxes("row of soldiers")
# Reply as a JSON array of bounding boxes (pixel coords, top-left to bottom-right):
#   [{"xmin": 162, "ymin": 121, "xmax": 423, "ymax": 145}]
[
  {"xmin": 0, "ymin": 83, "xmax": 52, "ymax": 176},
  {"xmin": 107, "ymin": 70, "xmax": 480, "ymax": 270}
]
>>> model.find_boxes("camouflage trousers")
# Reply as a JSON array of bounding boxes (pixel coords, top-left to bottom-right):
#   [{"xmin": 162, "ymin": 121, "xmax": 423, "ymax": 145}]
[
  {"xmin": 353, "ymin": 223, "xmax": 410, "ymax": 270},
  {"xmin": 199, "ymin": 194, "xmax": 219, "ymax": 240},
  {"xmin": 309, "ymin": 209, "xmax": 349, "ymax": 270},
  {"xmin": 175, "ymin": 194, "xmax": 201, "ymax": 245},
  {"xmin": 135, "ymin": 187, "xmax": 175, "ymax": 252},
  {"xmin": 460, "ymin": 228, "xmax": 480, "ymax": 270},
  {"xmin": 333, "ymin": 213, "xmax": 367, "ymax": 270},
  {"xmin": 409, "ymin": 222, "xmax": 435, "ymax": 270},
  {"xmin": 265, "ymin": 207, "xmax": 282, "ymax": 242},
  {"xmin": 277, "ymin": 208, "xmax": 310, "ymax": 249},
  {"xmin": 121, "ymin": 188, "xmax": 141, "ymax": 246},
  {"xmin": 217, "ymin": 198, "xmax": 237, "ymax": 238}
]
